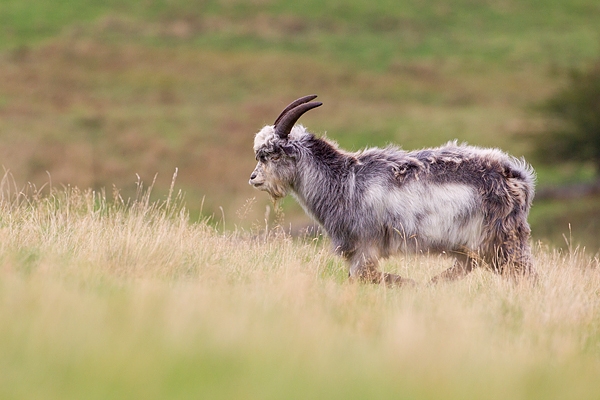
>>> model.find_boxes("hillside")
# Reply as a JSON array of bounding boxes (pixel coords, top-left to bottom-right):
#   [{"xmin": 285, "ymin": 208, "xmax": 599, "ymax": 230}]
[{"xmin": 0, "ymin": 0, "xmax": 599, "ymax": 248}]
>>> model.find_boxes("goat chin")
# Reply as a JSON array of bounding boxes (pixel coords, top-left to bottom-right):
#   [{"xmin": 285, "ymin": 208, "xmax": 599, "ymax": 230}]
[{"xmin": 250, "ymin": 96, "xmax": 536, "ymax": 286}]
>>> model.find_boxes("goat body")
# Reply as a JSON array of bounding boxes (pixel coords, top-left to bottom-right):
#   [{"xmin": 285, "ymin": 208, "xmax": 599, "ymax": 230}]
[{"xmin": 250, "ymin": 95, "xmax": 536, "ymax": 285}]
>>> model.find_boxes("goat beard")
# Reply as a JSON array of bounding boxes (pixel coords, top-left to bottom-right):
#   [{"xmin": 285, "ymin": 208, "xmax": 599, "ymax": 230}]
[{"xmin": 265, "ymin": 182, "xmax": 288, "ymax": 201}]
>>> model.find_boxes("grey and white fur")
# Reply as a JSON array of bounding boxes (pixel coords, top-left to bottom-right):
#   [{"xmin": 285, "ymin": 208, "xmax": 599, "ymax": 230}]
[{"xmin": 249, "ymin": 95, "xmax": 536, "ymax": 285}]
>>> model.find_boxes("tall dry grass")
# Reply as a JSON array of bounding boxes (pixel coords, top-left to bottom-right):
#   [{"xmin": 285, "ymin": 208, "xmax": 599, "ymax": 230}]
[{"xmin": 0, "ymin": 173, "xmax": 599, "ymax": 399}]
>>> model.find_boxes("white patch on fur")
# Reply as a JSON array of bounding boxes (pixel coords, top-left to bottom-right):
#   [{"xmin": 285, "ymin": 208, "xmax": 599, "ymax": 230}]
[
  {"xmin": 288, "ymin": 125, "xmax": 310, "ymax": 141},
  {"xmin": 253, "ymin": 125, "xmax": 276, "ymax": 152},
  {"xmin": 437, "ymin": 140, "xmax": 508, "ymax": 163},
  {"xmin": 253, "ymin": 124, "xmax": 311, "ymax": 152},
  {"xmin": 365, "ymin": 182, "xmax": 484, "ymax": 249}
]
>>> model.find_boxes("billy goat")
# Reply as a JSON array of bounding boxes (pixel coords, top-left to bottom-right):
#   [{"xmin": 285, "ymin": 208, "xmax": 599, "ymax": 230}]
[{"xmin": 249, "ymin": 95, "xmax": 536, "ymax": 285}]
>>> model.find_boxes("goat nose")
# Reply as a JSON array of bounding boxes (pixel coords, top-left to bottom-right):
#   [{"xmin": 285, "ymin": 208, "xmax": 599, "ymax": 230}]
[{"xmin": 250, "ymin": 172, "xmax": 257, "ymax": 180}]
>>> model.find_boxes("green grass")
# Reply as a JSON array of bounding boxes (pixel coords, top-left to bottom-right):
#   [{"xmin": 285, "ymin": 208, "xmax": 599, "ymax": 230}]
[
  {"xmin": 2, "ymin": 5, "xmax": 600, "ymax": 398},
  {"xmin": 530, "ymin": 196, "xmax": 600, "ymax": 250},
  {"xmin": 0, "ymin": 0, "xmax": 599, "ymax": 247},
  {"xmin": 3, "ymin": 0, "xmax": 599, "ymax": 68},
  {"xmin": 1, "ymin": 182, "xmax": 599, "ymax": 399}
]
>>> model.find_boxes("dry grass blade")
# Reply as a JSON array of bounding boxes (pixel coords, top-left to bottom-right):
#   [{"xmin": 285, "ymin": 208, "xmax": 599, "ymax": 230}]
[{"xmin": 0, "ymin": 178, "xmax": 599, "ymax": 398}]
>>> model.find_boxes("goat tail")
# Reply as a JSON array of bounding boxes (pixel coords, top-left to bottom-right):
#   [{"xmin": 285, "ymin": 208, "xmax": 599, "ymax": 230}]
[{"xmin": 504, "ymin": 157, "xmax": 536, "ymax": 212}]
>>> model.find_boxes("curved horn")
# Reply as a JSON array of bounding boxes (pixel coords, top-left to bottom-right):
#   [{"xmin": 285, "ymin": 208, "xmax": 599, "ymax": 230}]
[
  {"xmin": 273, "ymin": 95, "xmax": 318, "ymax": 127},
  {"xmin": 274, "ymin": 101, "xmax": 322, "ymax": 140}
]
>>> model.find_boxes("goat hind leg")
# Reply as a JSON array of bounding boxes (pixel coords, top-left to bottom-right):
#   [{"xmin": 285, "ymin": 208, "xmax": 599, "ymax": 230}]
[
  {"xmin": 498, "ymin": 253, "xmax": 537, "ymax": 282},
  {"xmin": 494, "ymin": 239, "xmax": 537, "ymax": 282}
]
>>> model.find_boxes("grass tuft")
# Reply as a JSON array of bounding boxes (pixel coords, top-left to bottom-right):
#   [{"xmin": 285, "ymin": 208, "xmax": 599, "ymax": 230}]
[{"xmin": 0, "ymin": 178, "xmax": 599, "ymax": 398}]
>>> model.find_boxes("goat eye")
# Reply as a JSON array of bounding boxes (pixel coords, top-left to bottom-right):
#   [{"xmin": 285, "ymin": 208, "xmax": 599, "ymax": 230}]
[{"xmin": 271, "ymin": 155, "xmax": 280, "ymax": 162}]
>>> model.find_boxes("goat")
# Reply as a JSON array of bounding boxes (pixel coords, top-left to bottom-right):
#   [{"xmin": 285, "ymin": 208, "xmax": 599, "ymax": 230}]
[{"xmin": 249, "ymin": 95, "xmax": 536, "ymax": 285}]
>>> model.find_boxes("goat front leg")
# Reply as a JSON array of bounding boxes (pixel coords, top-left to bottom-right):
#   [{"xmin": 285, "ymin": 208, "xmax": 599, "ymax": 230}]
[
  {"xmin": 348, "ymin": 252, "xmax": 415, "ymax": 287},
  {"xmin": 429, "ymin": 251, "xmax": 478, "ymax": 284}
]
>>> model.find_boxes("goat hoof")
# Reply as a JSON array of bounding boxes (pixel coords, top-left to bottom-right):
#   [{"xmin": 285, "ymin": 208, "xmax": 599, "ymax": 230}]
[{"xmin": 384, "ymin": 273, "xmax": 417, "ymax": 287}]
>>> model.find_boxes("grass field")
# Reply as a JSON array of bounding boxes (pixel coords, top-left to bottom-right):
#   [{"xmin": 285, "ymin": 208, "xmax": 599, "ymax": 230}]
[
  {"xmin": 1, "ymin": 180, "xmax": 599, "ymax": 399},
  {"xmin": 1, "ymin": 2, "xmax": 600, "ymax": 396},
  {"xmin": 0, "ymin": 0, "xmax": 599, "ymax": 249}
]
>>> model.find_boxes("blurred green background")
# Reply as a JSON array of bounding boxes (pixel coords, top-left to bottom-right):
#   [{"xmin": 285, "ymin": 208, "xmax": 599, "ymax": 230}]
[{"xmin": 1, "ymin": 0, "xmax": 599, "ymax": 250}]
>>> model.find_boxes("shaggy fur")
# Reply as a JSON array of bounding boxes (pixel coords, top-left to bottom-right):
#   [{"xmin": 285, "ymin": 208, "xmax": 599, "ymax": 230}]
[{"xmin": 250, "ymin": 110, "xmax": 536, "ymax": 286}]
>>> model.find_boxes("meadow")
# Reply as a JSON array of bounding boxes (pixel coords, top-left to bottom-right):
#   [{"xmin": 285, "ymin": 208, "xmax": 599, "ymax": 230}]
[
  {"xmin": 1, "ymin": 178, "xmax": 599, "ymax": 399},
  {"xmin": 0, "ymin": 0, "xmax": 599, "ymax": 248},
  {"xmin": 1, "ymin": 0, "xmax": 600, "ymax": 398}
]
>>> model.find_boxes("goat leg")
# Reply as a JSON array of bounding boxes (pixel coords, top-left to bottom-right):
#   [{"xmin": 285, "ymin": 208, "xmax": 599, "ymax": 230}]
[
  {"xmin": 429, "ymin": 251, "xmax": 478, "ymax": 284},
  {"xmin": 348, "ymin": 254, "xmax": 416, "ymax": 287}
]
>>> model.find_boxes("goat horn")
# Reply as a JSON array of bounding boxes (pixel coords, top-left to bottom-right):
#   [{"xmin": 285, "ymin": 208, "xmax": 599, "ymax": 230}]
[
  {"xmin": 274, "ymin": 101, "xmax": 322, "ymax": 140},
  {"xmin": 273, "ymin": 95, "xmax": 318, "ymax": 127}
]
